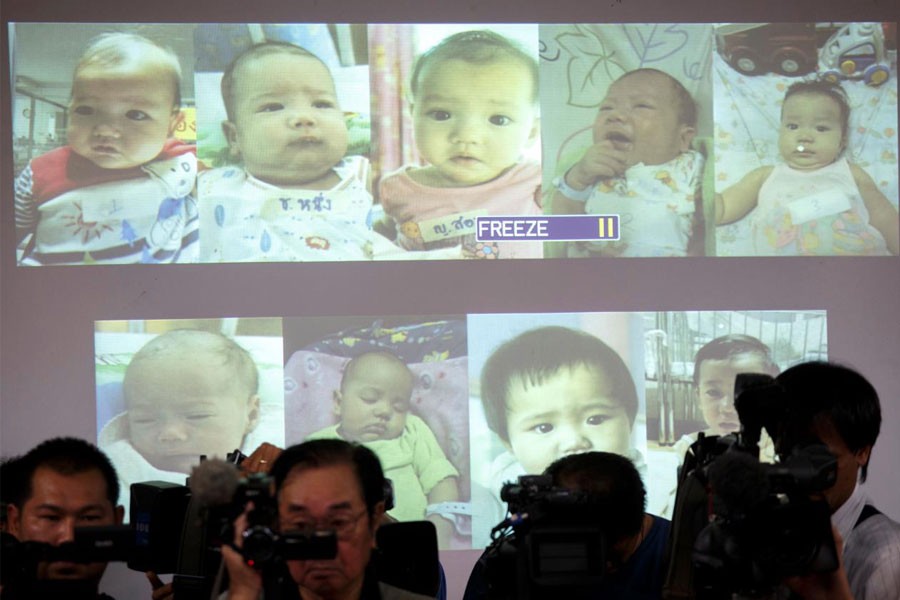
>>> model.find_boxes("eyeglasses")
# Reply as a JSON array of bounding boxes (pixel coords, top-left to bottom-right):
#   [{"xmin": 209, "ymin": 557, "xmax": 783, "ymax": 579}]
[{"xmin": 283, "ymin": 508, "xmax": 369, "ymax": 541}]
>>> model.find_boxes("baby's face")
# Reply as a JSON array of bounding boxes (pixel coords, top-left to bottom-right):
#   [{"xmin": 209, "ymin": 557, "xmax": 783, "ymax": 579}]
[
  {"xmin": 334, "ymin": 355, "xmax": 413, "ymax": 443},
  {"xmin": 412, "ymin": 58, "xmax": 538, "ymax": 187},
  {"xmin": 68, "ymin": 64, "xmax": 180, "ymax": 170},
  {"xmin": 696, "ymin": 353, "xmax": 774, "ymax": 436},
  {"xmin": 592, "ymin": 70, "xmax": 694, "ymax": 168},
  {"xmin": 779, "ymin": 93, "xmax": 844, "ymax": 171},
  {"xmin": 224, "ymin": 53, "xmax": 348, "ymax": 188},
  {"xmin": 504, "ymin": 364, "xmax": 632, "ymax": 475},
  {"xmin": 125, "ymin": 352, "xmax": 259, "ymax": 473}
]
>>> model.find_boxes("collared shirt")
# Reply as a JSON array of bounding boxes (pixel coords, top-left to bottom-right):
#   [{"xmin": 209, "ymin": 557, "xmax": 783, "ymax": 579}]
[{"xmin": 832, "ymin": 483, "xmax": 900, "ymax": 600}]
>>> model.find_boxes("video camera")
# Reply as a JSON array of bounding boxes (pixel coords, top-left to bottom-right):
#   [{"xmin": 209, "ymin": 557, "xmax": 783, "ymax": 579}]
[
  {"xmin": 665, "ymin": 373, "xmax": 840, "ymax": 599},
  {"xmin": 1, "ymin": 526, "xmax": 137, "ymax": 600},
  {"xmin": 480, "ymin": 474, "xmax": 608, "ymax": 600},
  {"xmin": 0, "ymin": 450, "xmax": 337, "ymax": 600},
  {"xmin": 195, "ymin": 453, "xmax": 337, "ymax": 568}
]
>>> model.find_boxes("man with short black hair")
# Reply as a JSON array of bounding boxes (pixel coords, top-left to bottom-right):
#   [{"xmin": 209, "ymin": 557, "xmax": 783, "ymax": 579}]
[
  {"xmin": 463, "ymin": 451, "xmax": 670, "ymax": 600},
  {"xmin": 777, "ymin": 362, "xmax": 900, "ymax": 600},
  {"xmin": 4, "ymin": 437, "xmax": 124, "ymax": 599}
]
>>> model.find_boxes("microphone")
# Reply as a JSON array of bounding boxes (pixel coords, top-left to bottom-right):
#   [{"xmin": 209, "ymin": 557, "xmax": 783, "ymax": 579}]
[{"xmin": 189, "ymin": 458, "xmax": 242, "ymax": 508}]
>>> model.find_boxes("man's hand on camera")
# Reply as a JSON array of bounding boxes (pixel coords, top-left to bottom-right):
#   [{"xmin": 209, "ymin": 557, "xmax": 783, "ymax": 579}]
[
  {"xmin": 224, "ymin": 504, "xmax": 265, "ymax": 600},
  {"xmin": 240, "ymin": 443, "xmax": 283, "ymax": 476}
]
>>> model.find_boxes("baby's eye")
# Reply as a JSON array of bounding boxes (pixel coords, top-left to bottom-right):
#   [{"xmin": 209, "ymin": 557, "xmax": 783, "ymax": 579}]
[
  {"xmin": 359, "ymin": 395, "xmax": 379, "ymax": 405},
  {"xmin": 703, "ymin": 389, "xmax": 725, "ymax": 400},
  {"xmin": 785, "ymin": 123, "xmax": 799, "ymax": 130},
  {"xmin": 531, "ymin": 423, "xmax": 553, "ymax": 434},
  {"xmin": 72, "ymin": 105, "xmax": 94, "ymax": 116},
  {"xmin": 313, "ymin": 100, "xmax": 336, "ymax": 109},
  {"xmin": 598, "ymin": 104, "xmax": 613, "ymax": 112},
  {"xmin": 186, "ymin": 413, "xmax": 214, "ymax": 421},
  {"xmin": 489, "ymin": 115, "xmax": 512, "ymax": 126},
  {"xmin": 427, "ymin": 110, "xmax": 451, "ymax": 122},
  {"xmin": 131, "ymin": 416, "xmax": 158, "ymax": 425},
  {"xmin": 259, "ymin": 103, "xmax": 284, "ymax": 113},
  {"xmin": 126, "ymin": 110, "xmax": 151, "ymax": 121},
  {"xmin": 816, "ymin": 125, "xmax": 831, "ymax": 133},
  {"xmin": 586, "ymin": 414, "xmax": 610, "ymax": 426},
  {"xmin": 634, "ymin": 102, "xmax": 654, "ymax": 109}
]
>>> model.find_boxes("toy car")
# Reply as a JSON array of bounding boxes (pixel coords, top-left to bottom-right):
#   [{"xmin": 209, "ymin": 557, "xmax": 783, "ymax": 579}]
[
  {"xmin": 716, "ymin": 23, "xmax": 819, "ymax": 77},
  {"xmin": 819, "ymin": 23, "xmax": 891, "ymax": 86}
]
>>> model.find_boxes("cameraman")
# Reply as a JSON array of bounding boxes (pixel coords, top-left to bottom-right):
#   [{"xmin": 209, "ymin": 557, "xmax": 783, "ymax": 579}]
[
  {"xmin": 221, "ymin": 439, "xmax": 433, "ymax": 600},
  {"xmin": 463, "ymin": 451, "xmax": 670, "ymax": 600},
  {"xmin": 777, "ymin": 362, "xmax": 900, "ymax": 600},
  {"xmin": 3, "ymin": 437, "xmax": 125, "ymax": 599}
]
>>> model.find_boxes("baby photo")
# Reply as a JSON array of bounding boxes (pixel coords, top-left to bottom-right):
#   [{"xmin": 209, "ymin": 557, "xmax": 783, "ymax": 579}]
[
  {"xmin": 94, "ymin": 318, "xmax": 284, "ymax": 520},
  {"xmin": 282, "ymin": 316, "xmax": 470, "ymax": 549},
  {"xmin": 12, "ymin": 23, "xmax": 198, "ymax": 266},
  {"xmin": 713, "ymin": 22, "xmax": 899, "ymax": 256},
  {"xmin": 540, "ymin": 24, "xmax": 714, "ymax": 258},
  {"xmin": 641, "ymin": 309, "xmax": 828, "ymax": 518},
  {"xmin": 194, "ymin": 24, "xmax": 386, "ymax": 262},
  {"xmin": 370, "ymin": 24, "xmax": 543, "ymax": 260},
  {"xmin": 467, "ymin": 312, "xmax": 647, "ymax": 548}
]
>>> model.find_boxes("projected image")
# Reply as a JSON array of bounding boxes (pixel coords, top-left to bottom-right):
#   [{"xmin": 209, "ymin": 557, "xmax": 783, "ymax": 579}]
[
  {"xmin": 94, "ymin": 318, "xmax": 284, "ymax": 519},
  {"xmin": 370, "ymin": 24, "xmax": 542, "ymax": 260},
  {"xmin": 467, "ymin": 313, "xmax": 647, "ymax": 548},
  {"xmin": 282, "ymin": 316, "xmax": 469, "ymax": 549},
  {"xmin": 12, "ymin": 22, "xmax": 895, "ymax": 265},
  {"xmin": 642, "ymin": 310, "xmax": 827, "ymax": 517},
  {"xmin": 540, "ymin": 24, "xmax": 715, "ymax": 258},
  {"xmin": 713, "ymin": 23, "xmax": 899, "ymax": 256},
  {"xmin": 12, "ymin": 23, "xmax": 198, "ymax": 266},
  {"xmin": 194, "ymin": 24, "xmax": 385, "ymax": 262}
]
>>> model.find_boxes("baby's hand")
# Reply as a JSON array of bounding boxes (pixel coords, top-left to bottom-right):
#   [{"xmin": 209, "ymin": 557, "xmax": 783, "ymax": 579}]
[{"xmin": 567, "ymin": 140, "xmax": 629, "ymax": 188}]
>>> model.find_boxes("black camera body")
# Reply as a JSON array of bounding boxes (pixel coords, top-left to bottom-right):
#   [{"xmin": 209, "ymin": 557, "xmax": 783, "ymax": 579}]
[
  {"xmin": 199, "ymin": 462, "xmax": 337, "ymax": 569},
  {"xmin": 674, "ymin": 373, "xmax": 840, "ymax": 598},
  {"xmin": 482, "ymin": 475, "xmax": 608, "ymax": 600}
]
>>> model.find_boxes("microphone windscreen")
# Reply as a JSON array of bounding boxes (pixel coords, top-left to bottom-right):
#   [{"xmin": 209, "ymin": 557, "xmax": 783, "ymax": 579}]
[
  {"xmin": 708, "ymin": 451, "xmax": 770, "ymax": 517},
  {"xmin": 189, "ymin": 459, "xmax": 240, "ymax": 508}
]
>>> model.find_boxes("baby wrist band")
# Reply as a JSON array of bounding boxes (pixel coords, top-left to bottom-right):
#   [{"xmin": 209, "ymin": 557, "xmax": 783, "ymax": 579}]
[{"xmin": 553, "ymin": 171, "xmax": 593, "ymax": 202}]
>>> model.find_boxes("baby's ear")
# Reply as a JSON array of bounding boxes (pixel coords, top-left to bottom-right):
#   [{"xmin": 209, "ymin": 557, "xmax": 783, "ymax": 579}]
[
  {"xmin": 244, "ymin": 394, "xmax": 261, "ymax": 433},
  {"xmin": 168, "ymin": 110, "xmax": 185, "ymax": 137},
  {"xmin": 222, "ymin": 120, "xmax": 240, "ymax": 159},
  {"xmin": 527, "ymin": 116, "xmax": 541, "ymax": 145},
  {"xmin": 332, "ymin": 390, "xmax": 343, "ymax": 417},
  {"xmin": 679, "ymin": 124, "xmax": 697, "ymax": 153}
]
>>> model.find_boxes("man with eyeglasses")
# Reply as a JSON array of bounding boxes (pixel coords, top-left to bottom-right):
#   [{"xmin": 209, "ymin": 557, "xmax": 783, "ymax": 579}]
[{"xmin": 222, "ymin": 439, "xmax": 433, "ymax": 600}]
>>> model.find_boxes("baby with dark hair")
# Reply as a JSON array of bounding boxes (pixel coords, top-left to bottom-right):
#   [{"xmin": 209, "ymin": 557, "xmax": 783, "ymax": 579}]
[
  {"xmin": 199, "ymin": 41, "xmax": 376, "ymax": 262},
  {"xmin": 478, "ymin": 326, "xmax": 644, "ymax": 509},
  {"xmin": 15, "ymin": 32, "xmax": 197, "ymax": 265},
  {"xmin": 716, "ymin": 79, "xmax": 898, "ymax": 255},
  {"xmin": 555, "ymin": 68, "xmax": 704, "ymax": 257},
  {"xmin": 378, "ymin": 30, "xmax": 543, "ymax": 259},
  {"xmin": 658, "ymin": 333, "xmax": 781, "ymax": 518}
]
